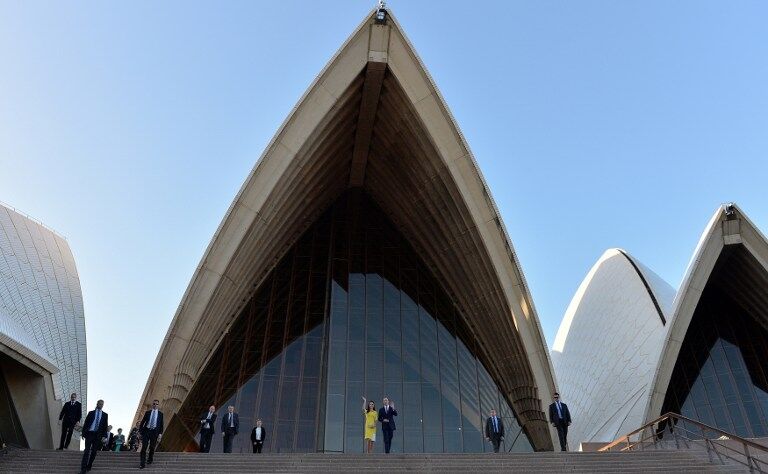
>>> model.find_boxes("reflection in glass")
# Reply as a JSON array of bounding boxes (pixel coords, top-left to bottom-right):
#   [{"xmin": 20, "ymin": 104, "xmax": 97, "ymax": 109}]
[{"xmin": 173, "ymin": 191, "xmax": 532, "ymax": 453}]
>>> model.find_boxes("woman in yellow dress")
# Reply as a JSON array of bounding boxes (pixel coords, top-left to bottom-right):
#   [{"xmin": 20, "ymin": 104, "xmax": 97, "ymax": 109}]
[{"xmin": 362, "ymin": 396, "xmax": 377, "ymax": 453}]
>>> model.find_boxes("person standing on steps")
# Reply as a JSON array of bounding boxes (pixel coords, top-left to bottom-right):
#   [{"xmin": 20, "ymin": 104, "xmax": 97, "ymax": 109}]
[
  {"xmin": 485, "ymin": 409, "xmax": 505, "ymax": 453},
  {"xmin": 101, "ymin": 425, "xmax": 113, "ymax": 451},
  {"xmin": 221, "ymin": 405, "xmax": 239, "ymax": 453},
  {"xmin": 378, "ymin": 397, "xmax": 398, "ymax": 454},
  {"xmin": 548, "ymin": 392, "xmax": 571, "ymax": 451},
  {"xmin": 80, "ymin": 399, "xmax": 108, "ymax": 474},
  {"xmin": 199, "ymin": 405, "xmax": 217, "ymax": 453},
  {"xmin": 250, "ymin": 418, "xmax": 266, "ymax": 453},
  {"xmin": 58, "ymin": 392, "xmax": 82, "ymax": 450},
  {"xmin": 139, "ymin": 399, "xmax": 164, "ymax": 469},
  {"xmin": 113, "ymin": 428, "xmax": 125, "ymax": 452},
  {"xmin": 362, "ymin": 397, "xmax": 377, "ymax": 453}
]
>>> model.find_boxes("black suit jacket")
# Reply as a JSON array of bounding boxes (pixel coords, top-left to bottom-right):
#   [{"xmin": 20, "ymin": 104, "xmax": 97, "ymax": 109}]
[
  {"xmin": 140, "ymin": 409, "xmax": 165, "ymax": 435},
  {"xmin": 378, "ymin": 406, "xmax": 398, "ymax": 431},
  {"xmin": 82, "ymin": 409, "xmax": 109, "ymax": 437},
  {"xmin": 59, "ymin": 400, "xmax": 82, "ymax": 425},
  {"xmin": 102, "ymin": 432, "xmax": 114, "ymax": 450},
  {"xmin": 485, "ymin": 416, "xmax": 505, "ymax": 439},
  {"xmin": 250, "ymin": 426, "xmax": 267, "ymax": 443},
  {"xmin": 221, "ymin": 412, "xmax": 239, "ymax": 434},
  {"xmin": 200, "ymin": 411, "xmax": 217, "ymax": 433},
  {"xmin": 548, "ymin": 402, "xmax": 572, "ymax": 425}
]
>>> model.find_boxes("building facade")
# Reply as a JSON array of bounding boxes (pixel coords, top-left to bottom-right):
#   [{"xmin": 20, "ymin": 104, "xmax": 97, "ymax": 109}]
[
  {"xmin": 553, "ymin": 204, "xmax": 768, "ymax": 445},
  {"xmin": 0, "ymin": 203, "xmax": 87, "ymax": 449},
  {"xmin": 136, "ymin": 8, "xmax": 558, "ymax": 453}
]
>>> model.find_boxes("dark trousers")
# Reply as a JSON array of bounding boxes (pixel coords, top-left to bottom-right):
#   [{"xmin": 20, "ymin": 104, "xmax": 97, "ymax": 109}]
[
  {"xmin": 383, "ymin": 429, "xmax": 394, "ymax": 453},
  {"xmin": 490, "ymin": 435, "xmax": 502, "ymax": 453},
  {"xmin": 223, "ymin": 428, "xmax": 236, "ymax": 453},
  {"xmin": 252, "ymin": 440, "xmax": 263, "ymax": 453},
  {"xmin": 140, "ymin": 429, "xmax": 159, "ymax": 467},
  {"xmin": 80, "ymin": 432, "xmax": 101, "ymax": 473},
  {"xmin": 59, "ymin": 421, "xmax": 75, "ymax": 449},
  {"xmin": 554, "ymin": 421, "xmax": 569, "ymax": 451},
  {"xmin": 199, "ymin": 430, "xmax": 213, "ymax": 453}
]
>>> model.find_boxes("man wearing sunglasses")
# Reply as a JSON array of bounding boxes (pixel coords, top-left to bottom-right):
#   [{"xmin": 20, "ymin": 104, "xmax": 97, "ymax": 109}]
[
  {"xmin": 548, "ymin": 393, "xmax": 571, "ymax": 451},
  {"xmin": 138, "ymin": 399, "xmax": 164, "ymax": 468}
]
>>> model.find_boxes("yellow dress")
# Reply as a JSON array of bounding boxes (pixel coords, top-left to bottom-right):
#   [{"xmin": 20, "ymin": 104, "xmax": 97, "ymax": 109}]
[{"xmin": 364, "ymin": 410, "xmax": 377, "ymax": 441}]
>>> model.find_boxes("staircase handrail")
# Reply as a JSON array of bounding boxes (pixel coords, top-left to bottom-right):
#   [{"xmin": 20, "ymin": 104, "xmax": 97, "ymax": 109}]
[{"xmin": 598, "ymin": 412, "xmax": 768, "ymax": 473}]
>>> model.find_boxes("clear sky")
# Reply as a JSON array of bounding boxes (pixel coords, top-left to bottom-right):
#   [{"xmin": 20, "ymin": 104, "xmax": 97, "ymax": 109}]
[{"xmin": 2, "ymin": 0, "xmax": 767, "ymax": 437}]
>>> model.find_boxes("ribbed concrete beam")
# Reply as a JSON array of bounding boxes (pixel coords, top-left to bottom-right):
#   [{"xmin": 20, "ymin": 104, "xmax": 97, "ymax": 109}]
[{"xmin": 349, "ymin": 23, "xmax": 389, "ymax": 187}]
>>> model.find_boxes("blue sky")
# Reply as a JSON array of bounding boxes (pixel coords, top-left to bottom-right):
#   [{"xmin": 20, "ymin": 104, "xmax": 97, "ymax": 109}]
[{"xmin": 2, "ymin": 1, "xmax": 767, "ymax": 436}]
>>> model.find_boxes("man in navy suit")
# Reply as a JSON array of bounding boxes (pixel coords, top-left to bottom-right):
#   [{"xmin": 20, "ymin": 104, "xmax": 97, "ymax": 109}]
[
  {"xmin": 80, "ymin": 399, "xmax": 108, "ymax": 474},
  {"xmin": 548, "ymin": 392, "xmax": 572, "ymax": 451},
  {"xmin": 221, "ymin": 405, "xmax": 239, "ymax": 453},
  {"xmin": 58, "ymin": 392, "xmax": 82, "ymax": 450},
  {"xmin": 378, "ymin": 397, "xmax": 398, "ymax": 453},
  {"xmin": 485, "ymin": 409, "xmax": 505, "ymax": 453},
  {"xmin": 139, "ymin": 399, "xmax": 164, "ymax": 468}
]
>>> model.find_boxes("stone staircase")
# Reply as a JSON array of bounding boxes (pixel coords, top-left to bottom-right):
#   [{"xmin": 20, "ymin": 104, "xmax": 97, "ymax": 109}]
[{"xmin": 0, "ymin": 447, "xmax": 747, "ymax": 473}]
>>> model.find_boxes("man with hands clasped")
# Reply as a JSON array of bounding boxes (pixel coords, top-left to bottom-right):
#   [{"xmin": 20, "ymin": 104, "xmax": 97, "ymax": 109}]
[{"xmin": 199, "ymin": 405, "xmax": 217, "ymax": 453}]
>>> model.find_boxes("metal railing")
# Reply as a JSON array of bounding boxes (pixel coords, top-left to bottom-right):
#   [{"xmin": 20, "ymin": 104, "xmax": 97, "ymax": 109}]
[{"xmin": 598, "ymin": 412, "xmax": 768, "ymax": 473}]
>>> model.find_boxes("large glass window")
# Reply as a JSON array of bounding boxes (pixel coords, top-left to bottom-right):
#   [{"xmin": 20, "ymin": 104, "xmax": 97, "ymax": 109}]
[
  {"xmin": 173, "ymin": 191, "xmax": 531, "ymax": 453},
  {"xmin": 662, "ymin": 286, "xmax": 768, "ymax": 438}
]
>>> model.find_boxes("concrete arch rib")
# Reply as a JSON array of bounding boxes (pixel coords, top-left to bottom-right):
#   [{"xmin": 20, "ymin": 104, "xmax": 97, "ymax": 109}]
[
  {"xmin": 644, "ymin": 204, "xmax": 768, "ymax": 425},
  {"xmin": 136, "ymin": 8, "xmax": 556, "ymax": 450}
]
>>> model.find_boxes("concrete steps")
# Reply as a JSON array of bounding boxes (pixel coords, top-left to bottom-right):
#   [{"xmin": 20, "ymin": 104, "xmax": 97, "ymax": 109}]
[{"xmin": 0, "ymin": 447, "xmax": 747, "ymax": 473}]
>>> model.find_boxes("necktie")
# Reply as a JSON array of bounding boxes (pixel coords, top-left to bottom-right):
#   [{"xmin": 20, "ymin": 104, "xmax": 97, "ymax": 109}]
[
  {"xmin": 150, "ymin": 410, "xmax": 156, "ymax": 429},
  {"xmin": 93, "ymin": 410, "xmax": 101, "ymax": 432},
  {"xmin": 493, "ymin": 416, "xmax": 498, "ymax": 433},
  {"xmin": 230, "ymin": 414, "xmax": 233, "ymax": 427},
  {"xmin": 557, "ymin": 402, "xmax": 562, "ymax": 419}
]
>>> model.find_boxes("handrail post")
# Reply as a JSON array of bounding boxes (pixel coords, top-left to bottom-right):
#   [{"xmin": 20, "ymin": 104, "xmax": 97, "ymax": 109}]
[
  {"xmin": 743, "ymin": 442, "xmax": 754, "ymax": 473},
  {"xmin": 670, "ymin": 418, "xmax": 680, "ymax": 450}
]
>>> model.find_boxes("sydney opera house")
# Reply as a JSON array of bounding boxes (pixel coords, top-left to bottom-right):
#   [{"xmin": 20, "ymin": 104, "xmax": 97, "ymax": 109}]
[
  {"xmin": 552, "ymin": 203, "xmax": 768, "ymax": 446},
  {"xmin": 136, "ymin": 8, "xmax": 559, "ymax": 453},
  {"xmin": 0, "ymin": 203, "xmax": 87, "ymax": 449}
]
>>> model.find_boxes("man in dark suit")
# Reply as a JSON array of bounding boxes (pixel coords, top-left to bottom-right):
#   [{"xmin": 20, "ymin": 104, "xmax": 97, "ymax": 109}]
[
  {"xmin": 378, "ymin": 397, "xmax": 398, "ymax": 453},
  {"xmin": 221, "ymin": 405, "xmax": 239, "ymax": 453},
  {"xmin": 199, "ymin": 405, "xmax": 217, "ymax": 453},
  {"xmin": 139, "ymin": 399, "xmax": 164, "ymax": 468},
  {"xmin": 58, "ymin": 392, "xmax": 82, "ymax": 450},
  {"xmin": 548, "ymin": 392, "xmax": 572, "ymax": 451},
  {"xmin": 250, "ymin": 418, "xmax": 266, "ymax": 453},
  {"xmin": 80, "ymin": 399, "xmax": 108, "ymax": 474},
  {"xmin": 101, "ymin": 425, "xmax": 114, "ymax": 451},
  {"xmin": 485, "ymin": 409, "xmax": 505, "ymax": 453}
]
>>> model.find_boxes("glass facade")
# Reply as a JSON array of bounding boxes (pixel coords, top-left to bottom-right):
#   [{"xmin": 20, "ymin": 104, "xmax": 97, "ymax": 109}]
[
  {"xmin": 174, "ymin": 191, "xmax": 531, "ymax": 453},
  {"xmin": 662, "ymin": 287, "xmax": 768, "ymax": 438}
]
